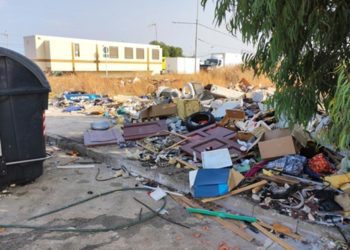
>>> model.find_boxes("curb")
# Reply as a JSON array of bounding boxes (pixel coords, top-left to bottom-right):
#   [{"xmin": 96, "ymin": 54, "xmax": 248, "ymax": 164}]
[{"xmin": 46, "ymin": 133, "xmax": 345, "ymax": 242}]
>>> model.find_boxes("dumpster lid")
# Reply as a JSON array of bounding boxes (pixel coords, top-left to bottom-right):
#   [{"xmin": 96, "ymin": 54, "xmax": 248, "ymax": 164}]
[{"xmin": 0, "ymin": 47, "xmax": 51, "ymax": 93}]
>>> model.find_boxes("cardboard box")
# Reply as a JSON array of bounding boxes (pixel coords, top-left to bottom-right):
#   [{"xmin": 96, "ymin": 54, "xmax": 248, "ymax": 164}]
[
  {"xmin": 258, "ymin": 129, "xmax": 296, "ymax": 160},
  {"xmin": 139, "ymin": 103, "xmax": 177, "ymax": 119},
  {"xmin": 219, "ymin": 109, "xmax": 245, "ymax": 126},
  {"xmin": 174, "ymin": 99, "xmax": 200, "ymax": 120},
  {"xmin": 192, "ymin": 168, "xmax": 244, "ymax": 198}
]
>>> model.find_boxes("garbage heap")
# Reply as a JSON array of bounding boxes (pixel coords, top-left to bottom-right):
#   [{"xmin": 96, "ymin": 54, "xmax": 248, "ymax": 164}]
[{"xmin": 52, "ymin": 80, "xmax": 350, "ymax": 230}]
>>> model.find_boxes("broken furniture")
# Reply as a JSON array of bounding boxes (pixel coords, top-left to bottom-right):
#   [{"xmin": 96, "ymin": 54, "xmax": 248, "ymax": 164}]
[{"xmin": 123, "ymin": 120, "xmax": 168, "ymax": 140}]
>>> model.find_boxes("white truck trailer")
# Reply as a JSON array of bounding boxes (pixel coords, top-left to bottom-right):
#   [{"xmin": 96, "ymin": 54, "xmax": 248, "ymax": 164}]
[{"xmin": 201, "ymin": 52, "xmax": 243, "ymax": 70}]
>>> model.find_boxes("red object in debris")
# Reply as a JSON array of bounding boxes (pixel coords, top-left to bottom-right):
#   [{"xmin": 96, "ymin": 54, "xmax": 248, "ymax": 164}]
[
  {"xmin": 308, "ymin": 153, "xmax": 334, "ymax": 175},
  {"xmin": 244, "ymin": 160, "xmax": 268, "ymax": 177},
  {"xmin": 123, "ymin": 120, "xmax": 168, "ymax": 140}
]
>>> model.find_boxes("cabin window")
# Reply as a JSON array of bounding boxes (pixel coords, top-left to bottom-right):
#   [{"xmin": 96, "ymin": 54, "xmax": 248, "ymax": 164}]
[
  {"xmin": 152, "ymin": 49, "xmax": 159, "ymax": 60},
  {"xmin": 74, "ymin": 44, "xmax": 80, "ymax": 57},
  {"xmin": 124, "ymin": 47, "xmax": 133, "ymax": 59},
  {"xmin": 109, "ymin": 46, "xmax": 118, "ymax": 58},
  {"xmin": 136, "ymin": 48, "xmax": 145, "ymax": 59}
]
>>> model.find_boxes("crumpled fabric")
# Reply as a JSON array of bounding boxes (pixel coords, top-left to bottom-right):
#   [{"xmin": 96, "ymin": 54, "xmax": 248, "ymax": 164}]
[
  {"xmin": 308, "ymin": 153, "xmax": 334, "ymax": 175},
  {"xmin": 266, "ymin": 155, "xmax": 307, "ymax": 176}
]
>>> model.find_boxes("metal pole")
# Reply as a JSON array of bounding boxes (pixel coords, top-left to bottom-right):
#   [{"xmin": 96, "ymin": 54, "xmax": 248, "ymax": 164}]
[
  {"xmin": 194, "ymin": 0, "xmax": 199, "ymax": 73},
  {"xmin": 155, "ymin": 24, "xmax": 158, "ymax": 41}
]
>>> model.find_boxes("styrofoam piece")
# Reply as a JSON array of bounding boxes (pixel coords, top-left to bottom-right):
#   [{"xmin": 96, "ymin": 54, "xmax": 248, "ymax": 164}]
[
  {"xmin": 210, "ymin": 85, "xmax": 244, "ymax": 99},
  {"xmin": 150, "ymin": 187, "xmax": 167, "ymax": 201},
  {"xmin": 189, "ymin": 170, "xmax": 198, "ymax": 188},
  {"xmin": 212, "ymin": 101, "xmax": 241, "ymax": 118},
  {"xmin": 201, "ymin": 148, "xmax": 233, "ymax": 169}
]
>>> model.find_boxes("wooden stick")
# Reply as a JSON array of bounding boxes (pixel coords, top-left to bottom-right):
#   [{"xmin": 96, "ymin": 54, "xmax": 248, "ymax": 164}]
[
  {"xmin": 175, "ymin": 157, "xmax": 198, "ymax": 170},
  {"xmin": 166, "ymin": 130, "xmax": 190, "ymax": 140},
  {"xmin": 211, "ymin": 217, "xmax": 254, "ymax": 242},
  {"xmin": 164, "ymin": 138, "xmax": 189, "ymax": 151},
  {"xmin": 252, "ymin": 222, "xmax": 295, "ymax": 250},
  {"xmin": 170, "ymin": 195, "xmax": 204, "ymax": 220},
  {"xmin": 257, "ymin": 174, "xmax": 300, "ymax": 185},
  {"xmin": 201, "ymin": 180, "xmax": 268, "ymax": 203},
  {"xmin": 257, "ymin": 221, "xmax": 302, "ymax": 241},
  {"xmin": 136, "ymin": 142, "xmax": 158, "ymax": 154}
]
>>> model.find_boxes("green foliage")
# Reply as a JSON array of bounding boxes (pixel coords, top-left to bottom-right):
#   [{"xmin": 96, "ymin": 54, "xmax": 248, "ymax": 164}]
[
  {"xmin": 202, "ymin": 0, "xmax": 350, "ymax": 148},
  {"xmin": 327, "ymin": 64, "xmax": 350, "ymax": 149},
  {"xmin": 149, "ymin": 41, "xmax": 183, "ymax": 57}
]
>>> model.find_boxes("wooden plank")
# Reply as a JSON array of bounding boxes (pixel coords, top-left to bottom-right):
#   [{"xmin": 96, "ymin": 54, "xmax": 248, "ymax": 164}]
[
  {"xmin": 164, "ymin": 138, "xmax": 189, "ymax": 151},
  {"xmin": 136, "ymin": 142, "xmax": 158, "ymax": 154},
  {"xmin": 180, "ymin": 135, "xmax": 242, "ymax": 161},
  {"xmin": 175, "ymin": 157, "xmax": 198, "ymax": 170},
  {"xmin": 211, "ymin": 217, "xmax": 254, "ymax": 242},
  {"xmin": 202, "ymin": 180, "xmax": 268, "ymax": 203},
  {"xmin": 257, "ymin": 174, "xmax": 300, "ymax": 185},
  {"xmin": 170, "ymin": 195, "xmax": 253, "ymax": 242},
  {"xmin": 123, "ymin": 120, "xmax": 168, "ymax": 140},
  {"xmin": 257, "ymin": 221, "xmax": 302, "ymax": 241},
  {"xmin": 167, "ymin": 131, "xmax": 190, "ymax": 140},
  {"xmin": 170, "ymin": 195, "xmax": 204, "ymax": 220},
  {"xmin": 252, "ymin": 222, "xmax": 295, "ymax": 250}
]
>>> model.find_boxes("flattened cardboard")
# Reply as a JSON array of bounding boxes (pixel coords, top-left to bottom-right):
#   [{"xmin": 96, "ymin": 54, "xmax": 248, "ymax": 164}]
[
  {"xmin": 258, "ymin": 129, "xmax": 296, "ymax": 159},
  {"xmin": 139, "ymin": 103, "xmax": 177, "ymax": 119}
]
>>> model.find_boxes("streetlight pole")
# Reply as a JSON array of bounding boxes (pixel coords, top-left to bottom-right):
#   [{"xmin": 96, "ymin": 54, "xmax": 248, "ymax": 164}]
[{"xmin": 149, "ymin": 23, "xmax": 158, "ymax": 41}]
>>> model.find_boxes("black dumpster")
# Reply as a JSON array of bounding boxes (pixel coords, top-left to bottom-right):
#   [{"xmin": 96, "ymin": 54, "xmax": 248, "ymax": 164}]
[{"xmin": 0, "ymin": 47, "xmax": 50, "ymax": 188}]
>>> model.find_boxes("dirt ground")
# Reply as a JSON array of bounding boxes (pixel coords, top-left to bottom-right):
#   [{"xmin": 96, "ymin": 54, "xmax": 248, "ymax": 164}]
[{"xmin": 47, "ymin": 66, "xmax": 273, "ymax": 97}]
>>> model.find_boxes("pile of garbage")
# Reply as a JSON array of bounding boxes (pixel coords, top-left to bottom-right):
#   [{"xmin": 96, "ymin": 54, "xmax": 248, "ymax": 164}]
[{"xmin": 52, "ymin": 80, "xmax": 349, "ymax": 238}]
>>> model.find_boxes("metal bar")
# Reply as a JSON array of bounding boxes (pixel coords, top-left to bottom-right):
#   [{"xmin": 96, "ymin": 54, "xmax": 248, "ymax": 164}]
[{"xmin": 6, "ymin": 153, "xmax": 52, "ymax": 166}]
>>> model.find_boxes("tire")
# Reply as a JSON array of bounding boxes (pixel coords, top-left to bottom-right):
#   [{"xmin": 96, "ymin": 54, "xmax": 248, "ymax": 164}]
[{"xmin": 185, "ymin": 111, "xmax": 215, "ymax": 131}]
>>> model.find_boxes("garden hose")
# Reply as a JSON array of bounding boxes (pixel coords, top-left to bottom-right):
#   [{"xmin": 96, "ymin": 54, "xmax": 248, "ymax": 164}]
[{"xmin": 0, "ymin": 187, "xmax": 166, "ymax": 233}]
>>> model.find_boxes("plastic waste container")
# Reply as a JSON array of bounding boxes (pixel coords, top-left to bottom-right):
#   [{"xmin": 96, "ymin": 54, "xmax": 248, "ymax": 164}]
[{"xmin": 0, "ymin": 47, "xmax": 51, "ymax": 188}]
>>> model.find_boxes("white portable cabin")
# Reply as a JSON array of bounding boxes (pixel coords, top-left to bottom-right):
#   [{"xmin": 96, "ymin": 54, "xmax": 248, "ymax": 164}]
[
  {"xmin": 165, "ymin": 57, "xmax": 199, "ymax": 74},
  {"xmin": 23, "ymin": 35, "xmax": 163, "ymax": 74}
]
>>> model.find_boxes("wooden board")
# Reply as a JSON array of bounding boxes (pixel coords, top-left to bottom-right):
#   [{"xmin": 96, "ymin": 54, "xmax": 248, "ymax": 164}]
[
  {"xmin": 258, "ymin": 221, "xmax": 302, "ymax": 241},
  {"xmin": 202, "ymin": 180, "xmax": 268, "ymax": 203},
  {"xmin": 180, "ymin": 135, "xmax": 242, "ymax": 161},
  {"xmin": 252, "ymin": 222, "xmax": 295, "ymax": 250},
  {"xmin": 123, "ymin": 120, "xmax": 168, "ymax": 140}
]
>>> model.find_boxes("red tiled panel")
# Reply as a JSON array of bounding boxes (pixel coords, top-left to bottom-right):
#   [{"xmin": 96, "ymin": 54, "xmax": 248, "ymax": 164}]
[
  {"xmin": 180, "ymin": 135, "xmax": 242, "ymax": 160},
  {"xmin": 185, "ymin": 124, "xmax": 236, "ymax": 140},
  {"xmin": 123, "ymin": 120, "xmax": 168, "ymax": 140}
]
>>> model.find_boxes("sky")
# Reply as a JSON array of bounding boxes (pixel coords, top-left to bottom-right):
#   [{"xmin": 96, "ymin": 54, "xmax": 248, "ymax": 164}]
[{"xmin": 0, "ymin": 0, "xmax": 253, "ymax": 58}]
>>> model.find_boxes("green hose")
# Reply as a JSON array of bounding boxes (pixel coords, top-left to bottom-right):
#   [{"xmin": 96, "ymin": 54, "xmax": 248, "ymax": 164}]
[
  {"xmin": 186, "ymin": 207, "xmax": 257, "ymax": 223},
  {"xmin": 0, "ymin": 187, "xmax": 166, "ymax": 233}
]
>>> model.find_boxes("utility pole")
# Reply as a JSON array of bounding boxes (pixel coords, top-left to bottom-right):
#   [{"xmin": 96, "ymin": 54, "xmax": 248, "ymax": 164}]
[
  {"xmin": 194, "ymin": 0, "xmax": 199, "ymax": 73},
  {"xmin": 149, "ymin": 23, "xmax": 158, "ymax": 41}
]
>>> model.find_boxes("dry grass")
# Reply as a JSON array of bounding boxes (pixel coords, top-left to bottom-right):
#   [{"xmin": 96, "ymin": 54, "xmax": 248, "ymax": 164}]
[{"xmin": 48, "ymin": 66, "xmax": 273, "ymax": 97}]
